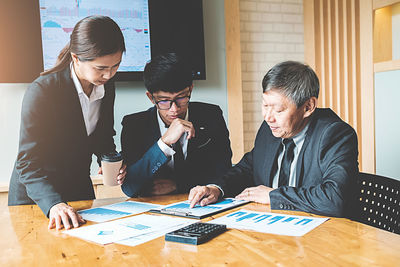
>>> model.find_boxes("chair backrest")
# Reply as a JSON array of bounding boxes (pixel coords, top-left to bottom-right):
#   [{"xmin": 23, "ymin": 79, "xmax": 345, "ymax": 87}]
[{"xmin": 356, "ymin": 172, "xmax": 400, "ymax": 234}]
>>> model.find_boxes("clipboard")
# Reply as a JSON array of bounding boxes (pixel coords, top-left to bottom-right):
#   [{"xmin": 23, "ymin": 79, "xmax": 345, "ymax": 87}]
[{"xmin": 149, "ymin": 198, "xmax": 249, "ymax": 219}]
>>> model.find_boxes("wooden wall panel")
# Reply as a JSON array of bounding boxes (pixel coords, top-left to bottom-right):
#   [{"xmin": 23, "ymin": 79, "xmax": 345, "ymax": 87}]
[
  {"xmin": 0, "ymin": 0, "xmax": 43, "ymax": 83},
  {"xmin": 224, "ymin": 0, "xmax": 244, "ymax": 164},
  {"xmin": 359, "ymin": 1, "xmax": 375, "ymax": 173},
  {"xmin": 374, "ymin": 59, "xmax": 400, "ymax": 72},
  {"xmin": 303, "ymin": 0, "xmax": 374, "ymax": 172},
  {"xmin": 373, "ymin": 6, "xmax": 392, "ymax": 62},
  {"xmin": 373, "ymin": 0, "xmax": 400, "ymax": 9}
]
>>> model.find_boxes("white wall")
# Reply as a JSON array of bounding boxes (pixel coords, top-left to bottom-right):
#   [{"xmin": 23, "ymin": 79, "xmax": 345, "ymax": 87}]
[
  {"xmin": 0, "ymin": 84, "xmax": 26, "ymax": 185},
  {"xmin": 0, "ymin": 0, "xmax": 228, "ymax": 185},
  {"xmin": 373, "ymin": 4, "xmax": 400, "ymax": 181},
  {"xmin": 374, "ymin": 70, "xmax": 400, "ymax": 180},
  {"xmin": 239, "ymin": 0, "xmax": 304, "ymax": 152}
]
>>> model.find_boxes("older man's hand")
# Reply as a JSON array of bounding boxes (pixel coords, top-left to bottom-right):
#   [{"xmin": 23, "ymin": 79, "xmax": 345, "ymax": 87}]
[
  {"xmin": 235, "ymin": 185, "xmax": 273, "ymax": 204},
  {"xmin": 188, "ymin": 185, "xmax": 221, "ymax": 208}
]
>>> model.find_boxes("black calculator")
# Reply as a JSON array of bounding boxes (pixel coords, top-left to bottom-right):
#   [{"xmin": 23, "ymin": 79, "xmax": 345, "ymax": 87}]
[{"xmin": 165, "ymin": 222, "xmax": 227, "ymax": 245}]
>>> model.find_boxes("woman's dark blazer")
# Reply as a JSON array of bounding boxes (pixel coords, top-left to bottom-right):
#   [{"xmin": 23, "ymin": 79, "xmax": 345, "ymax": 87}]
[{"xmin": 8, "ymin": 67, "xmax": 116, "ymax": 216}]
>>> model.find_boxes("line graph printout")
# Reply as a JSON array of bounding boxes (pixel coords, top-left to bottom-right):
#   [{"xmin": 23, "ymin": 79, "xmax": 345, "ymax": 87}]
[
  {"xmin": 150, "ymin": 198, "xmax": 249, "ymax": 218},
  {"xmin": 209, "ymin": 209, "xmax": 329, "ymax": 236},
  {"xmin": 39, "ymin": 0, "xmax": 151, "ymax": 71},
  {"xmin": 64, "ymin": 214, "xmax": 197, "ymax": 245},
  {"xmin": 78, "ymin": 201, "xmax": 163, "ymax": 222}
]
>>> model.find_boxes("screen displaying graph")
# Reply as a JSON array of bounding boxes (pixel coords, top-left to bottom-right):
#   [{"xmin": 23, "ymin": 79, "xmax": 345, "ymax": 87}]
[
  {"xmin": 210, "ymin": 209, "xmax": 329, "ymax": 236},
  {"xmin": 39, "ymin": 0, "xmax": 151, "ymax": 72}
]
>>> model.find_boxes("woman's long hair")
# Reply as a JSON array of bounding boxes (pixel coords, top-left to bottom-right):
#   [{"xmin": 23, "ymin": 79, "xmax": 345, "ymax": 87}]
[{"xmin": 41, "ymin": 15, "xmax": 125, "ymax": 75}]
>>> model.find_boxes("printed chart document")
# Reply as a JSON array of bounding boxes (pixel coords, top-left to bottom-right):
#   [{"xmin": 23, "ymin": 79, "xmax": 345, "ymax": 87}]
[
  {"xmin": 78, "ymin": 201, "xmax": 163, "ymax": 222},
  {"xmin": 150, "ymin": 198, "xmax": 249, "ymax": 219},
  {"xmin": 209, "ymin": 209, "xmax": 328, "ymax": 236},
  {"xmin": 116, "ymin": 216, "xmax": 197, "ymax": 247},
  {"xmin": 65, "ymin": 214, "xmax": 197, "ymax": 245}
]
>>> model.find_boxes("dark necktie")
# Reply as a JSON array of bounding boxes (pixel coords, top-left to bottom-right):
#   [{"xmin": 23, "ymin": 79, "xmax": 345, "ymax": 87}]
[
  {"xmin": 173, "ymin": 140, "xmax": 185, "ymax": 173},
  {"xmin": 278, "ymin": 138, "xmax": 296, "ymax": 187}
]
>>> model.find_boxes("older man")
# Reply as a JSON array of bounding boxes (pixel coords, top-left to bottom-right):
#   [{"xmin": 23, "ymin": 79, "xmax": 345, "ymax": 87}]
[{"xmin": 189, "ymin": 61, "xmax": 359, "ymax": 217}]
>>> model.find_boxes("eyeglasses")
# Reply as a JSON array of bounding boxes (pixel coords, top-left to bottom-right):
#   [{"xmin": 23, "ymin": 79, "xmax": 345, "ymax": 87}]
[{"xmin": 153, "ymin": 95, "xmax": 191, "ymax": 110}]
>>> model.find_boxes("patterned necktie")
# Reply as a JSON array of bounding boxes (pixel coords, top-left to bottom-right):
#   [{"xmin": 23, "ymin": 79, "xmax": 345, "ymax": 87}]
[{"xmin": 278, "ymin": 138, "xmax": 296, "ymax": 187}]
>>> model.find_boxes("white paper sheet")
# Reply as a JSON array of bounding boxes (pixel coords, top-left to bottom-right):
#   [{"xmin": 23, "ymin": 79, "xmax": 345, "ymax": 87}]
[
  {"xmin": 209, "ymin": 209, "xmax": 328, "ymax": 236},
  {"xmin": 78, "ymin": 201, "xmax": 164, "ymax": 222},
  {"xmin": 64, "ymin": 214, "xmax": 197, "ymax": 245},
  {"xmin": 116, "ymin": 217, "xmax": 198, "ymax": 247}
]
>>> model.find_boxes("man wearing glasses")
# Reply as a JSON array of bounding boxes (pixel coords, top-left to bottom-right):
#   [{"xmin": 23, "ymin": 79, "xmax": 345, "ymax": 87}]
[{"xmin": 120, "ymin": 53, "xmax": 232, "ymax": 197}]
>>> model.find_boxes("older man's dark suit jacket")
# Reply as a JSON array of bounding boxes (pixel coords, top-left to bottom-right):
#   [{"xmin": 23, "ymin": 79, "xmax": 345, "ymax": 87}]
[
  {"xmin": 215, "ymin": 108, "xmax": 359, "ymax": 217},
  {"xmin": 121, "ymin": 102, "xmax": 232, "ymax": 197},
  {"xmin": 8, "ymin": 67, "xmax": 116, "ymax": 216}
]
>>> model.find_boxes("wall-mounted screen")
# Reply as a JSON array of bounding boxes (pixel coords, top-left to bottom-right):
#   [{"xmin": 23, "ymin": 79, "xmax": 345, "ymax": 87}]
[
  {"xmin": 38, "ymin": 0, "xmax": 206, "ymax": 81},
  {"xmin": 39, "ymin": 0, "xmax": 151, "ymax": 73}
]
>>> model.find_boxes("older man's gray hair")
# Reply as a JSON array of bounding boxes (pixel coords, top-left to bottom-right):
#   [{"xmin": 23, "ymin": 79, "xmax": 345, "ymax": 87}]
[{"xmin": 262, "ymin": 61, "xmax": 319, "ymax": 107}]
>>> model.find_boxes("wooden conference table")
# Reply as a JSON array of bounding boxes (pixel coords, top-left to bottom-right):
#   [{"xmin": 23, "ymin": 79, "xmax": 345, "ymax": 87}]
[{"xmin": 1, "ymin": 194, "xmax": 400, "ymax": 266}]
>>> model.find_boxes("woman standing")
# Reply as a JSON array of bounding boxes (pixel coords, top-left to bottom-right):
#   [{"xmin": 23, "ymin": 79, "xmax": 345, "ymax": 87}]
[{"xmin": 8, "ymin": 16, "xmax": 126, "ymax": 230}]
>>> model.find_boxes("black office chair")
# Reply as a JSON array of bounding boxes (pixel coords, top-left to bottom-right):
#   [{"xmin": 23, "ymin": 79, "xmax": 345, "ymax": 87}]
[{"xmin": 355, "ymin": 172, "xmax": 400, "ymax": 234}]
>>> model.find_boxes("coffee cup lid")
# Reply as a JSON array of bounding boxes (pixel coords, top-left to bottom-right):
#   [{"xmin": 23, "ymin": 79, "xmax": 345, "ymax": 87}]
[{"xmin": 101, "ymin": 152, "xmax": 123, "ymax": 162}]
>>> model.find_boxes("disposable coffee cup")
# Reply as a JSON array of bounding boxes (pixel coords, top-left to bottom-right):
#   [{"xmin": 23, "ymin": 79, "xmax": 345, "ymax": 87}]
[{"xmin": 101, "ymin": 152, "xmax": 123, "ymax": 186}]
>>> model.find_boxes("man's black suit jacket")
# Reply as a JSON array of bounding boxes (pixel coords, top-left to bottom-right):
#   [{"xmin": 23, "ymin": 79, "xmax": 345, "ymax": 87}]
[
  {"xmin": 8, "ymin": 67, "xmax": 116, "ymax": 216},
  {"xmin": 215, "ymin": 108, "xmax": 359, "ymax": 217},
  {"xmin": 121, "ymin": 102, "xmax": 232, "ymax": 197}
]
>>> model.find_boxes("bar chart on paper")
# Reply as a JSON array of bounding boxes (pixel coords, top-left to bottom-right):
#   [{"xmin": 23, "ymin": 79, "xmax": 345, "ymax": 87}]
[
  {"xmin": 65, "ymin": 214, "xmax": 197, "ymax": 246},
  {"xmin": 78, "ymin": 207, "xmax": 132, "ymax": 222},
  {"xmin": 78, "ymin": 201, "xmax": 163, "ymax": 222},
  {"xmin": 150, "ymin": 198, "xmax": 249, "ymax": 218},
  {"xmin": 209, "ymin": 209, "xmax": 329, "ymax": 236}
]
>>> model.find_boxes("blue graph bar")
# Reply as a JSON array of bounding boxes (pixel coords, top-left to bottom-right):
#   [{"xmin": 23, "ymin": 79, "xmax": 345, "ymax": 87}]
[
  {"xmin": 79, "ymin": 208, "xmax": 130, "ymax": 216},
  {"xmin": 227, "ymin": 211, "xmax": 246, "ymax": 218},
  {"xmin": 214, "ymin": 199, "xmax": 235, "ymax": 205},
  {"xmin": 236, "ymin": 213, "xmax": 258, "ymax": 222},
  {"xmin": 98, "ymin": 230, "xmax": 113, "ymax": 236},
  {"xmin": 125, "ymin": 223, "xmax": 151, "ymax": 230},
  {"xmin": 282, "ymin": 217, "xmax": 297, "ymax": 223},
  {"xmin": 267, "ymin": 216, "xmax": 285, "ymax": 225},
  {"xmin": 253, "ymin": 214, "xmax": 271, "ymax": 223},
  {"xmin": 295, "ymin": 219, "xmax": 313, "ymax": 225},
  {"xmin": 167, "ymin": 203, "xmax": 219, "ymax": 210},
  {"xmin": 107, "ymin": 201, "xmax": 156, "ymax": 211}
]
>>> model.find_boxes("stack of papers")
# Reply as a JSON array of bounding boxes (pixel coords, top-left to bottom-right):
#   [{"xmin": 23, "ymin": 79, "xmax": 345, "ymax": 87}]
[
  {"xmin": 65, "ymin": 214, "xmax": 197, "ymax": 246},
  {"xmin": 66, "ymin": 200, "xmax": 328, "ymax": 247}
]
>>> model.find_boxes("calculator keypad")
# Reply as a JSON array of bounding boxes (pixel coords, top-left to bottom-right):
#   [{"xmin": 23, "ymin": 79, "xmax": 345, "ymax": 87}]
[{"xmin": 165, "ymin": 222, "xmax": 227, "ymax": 245}]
